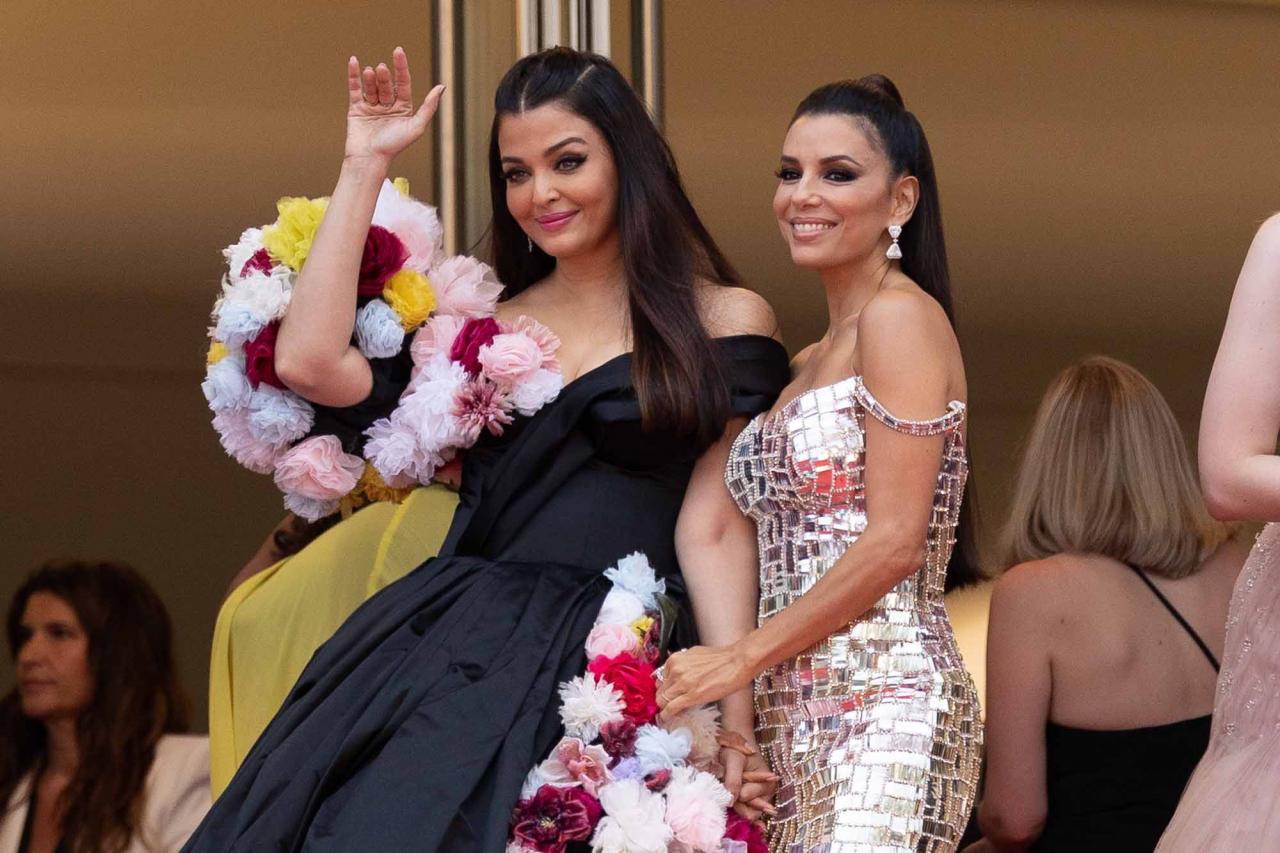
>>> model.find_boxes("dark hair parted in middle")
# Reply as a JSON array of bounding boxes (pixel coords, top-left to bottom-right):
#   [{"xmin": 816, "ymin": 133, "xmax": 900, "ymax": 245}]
[
  {"xmin": 488, "ymin": 47, "xmax": 737, "ymax": 445},
  {"xmin": 792, "ymin": 75, "xmax": 981, "ymax": 589}
]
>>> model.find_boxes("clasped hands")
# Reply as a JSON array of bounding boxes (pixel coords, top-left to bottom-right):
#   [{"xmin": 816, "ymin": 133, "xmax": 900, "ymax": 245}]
[{"xmin": 657, "ymin": 644, "xmax": 777, "ymax": 820}]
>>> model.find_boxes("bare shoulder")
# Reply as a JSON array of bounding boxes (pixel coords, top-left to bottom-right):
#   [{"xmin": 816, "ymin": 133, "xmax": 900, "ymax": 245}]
[
  {"xmin": 1204, "ymin": 534, "xmax": 1252, "ymax": 583},
  {"xmin": 857, "ymin": 285, "xmax": 951, "ymax": 342},
  {"xmin": 1256, "ymin": 211, "xmax": 1280, "ymax": 245},
  {"xmin": 790, "ymin": 342, "xmax": 820, "ymax": 372},
  {"xmin": 697, "ymin": 283, "xmax": 781, "ymax": 340},
  {"xmin": 992, "ymin": 555, "xmax": 1087, "ymax": 623}
]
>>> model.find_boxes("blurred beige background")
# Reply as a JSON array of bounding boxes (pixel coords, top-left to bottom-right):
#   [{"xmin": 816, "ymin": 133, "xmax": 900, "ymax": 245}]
[{"xmin": 3, "ymin": 0, "xmax": 1278, "ymax": 728}]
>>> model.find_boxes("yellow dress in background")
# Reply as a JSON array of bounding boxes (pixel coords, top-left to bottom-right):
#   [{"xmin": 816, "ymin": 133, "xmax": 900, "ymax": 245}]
[{"xmin": 208, "ymin": 485, "xmax": 458, "ymax": 796}]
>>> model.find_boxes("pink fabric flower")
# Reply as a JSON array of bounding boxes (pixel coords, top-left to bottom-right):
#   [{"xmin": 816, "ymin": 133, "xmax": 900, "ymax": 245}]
[
  {"xmin": 664, "ymin": 767, "xmax": 733, "ymax": 852},
  {"xmin": 599, "ymin": 719, "xmax": 639, "ymax": 762},
  {"xmin": 243, "ymin": 322, "xmax": 286, "ymax": 389},
  {"xmin": 586, "ymin": 623, "xmax": 641, "ymax": 660},
  {"xmin": 449, "ymin": 317, "xmax": 501, "ymax": 375},
  {"xmin": 453, "ymin": 380, "xmax": 514, "ymax": 444},
  {"xmin": 272, "ymin": 434, "xmax": 364, "ymax": 500},
  {"xmin": 539, "ymin": 738, "xmax": 613, "ymax": 796},
  {"xmin": 411, "ymin": 314, "xmax": 468, "ymax": 368},
  {"xmin": 587, "ymin": 653, "xmax": 659, "ymax": 725},
  {"xmin": 429, "ymin": 255, "xmax": 503, "ymax": 317},
  {"xmin": 478, "ymin": 333, "xmax": 543, "ymax": 384},
  {"xmin": 357, "ymin": 225, "xmax": 409, "ymax": 296},
  {"xmin": 240, "ymin": 248, "xmax": 273, "ymax": 277},
  {"xmin": 724, "ymin": 811, "xmax": 768, "ymax": 853},
  {"xmin": 511, "ymin": 315, "xmax": 562, "ymax": 368},
  {"xmin": 212, "ymin": 408, "xmax": 284, "ymax": 474},
  {"xmin": 509, "ymin": 784, "xmax": 599, "ymax": 853}
]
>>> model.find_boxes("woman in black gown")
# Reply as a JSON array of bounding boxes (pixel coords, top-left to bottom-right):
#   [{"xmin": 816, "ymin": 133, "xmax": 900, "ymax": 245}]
[{"xmin": 184, "ymin": 47, "xmax": 788, "ymax": 851}]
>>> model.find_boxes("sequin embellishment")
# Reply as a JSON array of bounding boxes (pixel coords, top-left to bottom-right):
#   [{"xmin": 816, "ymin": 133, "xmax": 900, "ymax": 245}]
[{"xmin": 726, "ymin": 376, "xmax": 981, "ymax": 852}]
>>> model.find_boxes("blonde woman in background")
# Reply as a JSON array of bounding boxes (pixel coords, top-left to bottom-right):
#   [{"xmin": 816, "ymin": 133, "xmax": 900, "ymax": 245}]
[
  {"xmin": 1159, "ymin": 215, "xmax": 1280, "ymax": 849},
  {"xmin": 969, "ymin": 357, "xmax": 1245, "ymax": 853}
]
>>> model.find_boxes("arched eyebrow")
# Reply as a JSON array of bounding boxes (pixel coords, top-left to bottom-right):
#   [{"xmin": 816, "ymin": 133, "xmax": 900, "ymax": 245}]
[
  {"xmin": 778, "ymin": 154, "xmax": 863, "ymax": 167},
  {"xmin": 502, "ymin": 136, "xmax": 589, "ymax": 165}
]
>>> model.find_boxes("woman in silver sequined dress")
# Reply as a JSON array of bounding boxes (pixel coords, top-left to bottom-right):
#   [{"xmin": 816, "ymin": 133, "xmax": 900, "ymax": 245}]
[{"xmin": 657, "ymin": 77, "xmax": 983, "ymax": 852}]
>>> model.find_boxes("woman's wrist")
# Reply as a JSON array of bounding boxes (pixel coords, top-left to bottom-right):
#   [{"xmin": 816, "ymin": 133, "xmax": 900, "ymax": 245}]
[{"xmin": 340, "ymin": 153, "xmax": 391, "ymax": 181}]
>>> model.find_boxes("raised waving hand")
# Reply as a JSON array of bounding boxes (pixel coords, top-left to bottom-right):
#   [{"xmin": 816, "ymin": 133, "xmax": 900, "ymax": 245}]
[{"xmin": 345, "ymin": 47, "xmax": 444, "ymax": 164}]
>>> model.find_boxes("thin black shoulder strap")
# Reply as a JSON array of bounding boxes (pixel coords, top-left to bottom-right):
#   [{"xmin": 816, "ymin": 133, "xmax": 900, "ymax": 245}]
[{"xmin": 1127, "ymin": 564, "xmax": 1220, "ymax": 672}]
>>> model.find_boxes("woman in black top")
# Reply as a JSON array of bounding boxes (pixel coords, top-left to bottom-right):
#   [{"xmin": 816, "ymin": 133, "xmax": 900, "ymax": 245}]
[{"xmin": 967, "ymin": 357, "xmax": 1246, "ymax": 852}]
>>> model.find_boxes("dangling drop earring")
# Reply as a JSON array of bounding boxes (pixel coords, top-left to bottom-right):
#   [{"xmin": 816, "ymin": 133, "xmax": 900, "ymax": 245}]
[
  {"xmin": 886, "ymin": 224, "xmax": 903, "ymax": 260},
  {"xmin": 527, "ymin": 236, "xmax": 534, "ymax": 253}
]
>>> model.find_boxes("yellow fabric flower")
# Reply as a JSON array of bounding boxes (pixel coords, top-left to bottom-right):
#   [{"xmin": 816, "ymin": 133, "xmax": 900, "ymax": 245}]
[
  {"xmin": 206, "ymin": 341, "xmax": 229, "ymax": 365},
  {"xmin": 392, "ymin": 177, "xmax": 411, "ymax": 197},
  {"xmin": 358, "ymin": 464, "xmax": 414, "ymax": 504},
  {"xmin": 383, "ymin": 269, "xmax": 437, "ymax": 331},
  {"xmin": 262, "ymin": 196, "xmax": 329, "ymax": 271},
  {"xmin": 630, "ymin": 616, "xmax": 655, "ymax": 641}
]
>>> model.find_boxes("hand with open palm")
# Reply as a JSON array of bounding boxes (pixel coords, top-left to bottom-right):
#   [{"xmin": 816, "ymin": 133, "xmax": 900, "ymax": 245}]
[{"xmin": 344, "ymin": 47, "xmax": 444, "ymax": 166}]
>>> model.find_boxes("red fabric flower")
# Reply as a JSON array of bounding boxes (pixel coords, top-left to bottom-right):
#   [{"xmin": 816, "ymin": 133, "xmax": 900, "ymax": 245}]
[
  {"xmin": 599, "ymin": 719, "xmax": 638, "ymax": 763},
  {"xmin": 724, "ymin": 810, "xmax": 768, "ymax": 853},
  {"xmin": 244, "ymin": 322, "xmax": 286, "ymax": 389},
  {"xmin": 587, "ymin": 653, "xmax": 659, "ymax": 724},
  {"xmin": 241, "ymin": 248, "xmax": 273, "ymax": 277},
  {"xmin": 643, "ymin": 768, "xmax": 671, "ymax": 792},
  {"xmin": 449, "ymin": 317, "xmax": 501, "ymax": 376},
  {"xmin": 510, "ymin": 784, "xmax": 599, "ymax": 852},
  {"xmin": 357, "ymin": 225, "xmax": 409, "ymax": 296}
]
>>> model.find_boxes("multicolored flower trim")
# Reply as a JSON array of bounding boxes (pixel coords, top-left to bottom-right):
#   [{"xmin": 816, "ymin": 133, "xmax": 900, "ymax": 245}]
[
  {"xmin": 204, "ymin": 179, "xmax": 561, "ymax": 520},
  {"xmin": 362, "ymin": 311, "xmax": 563, "ymax": 488},
  {"xmin": 509, "ymin": 554, "xmax": 762, "ymax": 853}
]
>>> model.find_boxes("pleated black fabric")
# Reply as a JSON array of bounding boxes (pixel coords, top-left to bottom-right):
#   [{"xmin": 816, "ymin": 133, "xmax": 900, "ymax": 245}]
[{"xmin": 184, "ymin": 334, "xmax": 789, "ymax": 853}]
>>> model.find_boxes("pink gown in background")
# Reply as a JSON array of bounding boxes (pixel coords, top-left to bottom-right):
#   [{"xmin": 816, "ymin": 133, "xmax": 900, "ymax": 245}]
[{"xmin": 1158, "ymin": 522, "xmax": 1280, "ymax": 850}]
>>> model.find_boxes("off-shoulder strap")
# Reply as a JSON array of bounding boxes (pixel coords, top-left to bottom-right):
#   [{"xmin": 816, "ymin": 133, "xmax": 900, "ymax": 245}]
[{"xmin": 852, "ymin": 376, "xmax": 966, "ymax": 436}]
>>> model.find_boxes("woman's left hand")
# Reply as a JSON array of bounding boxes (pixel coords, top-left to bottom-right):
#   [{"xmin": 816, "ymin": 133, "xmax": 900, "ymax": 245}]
[{"xmin": 656, "ymin": 644, "xmax": 754, "ymax": 717}]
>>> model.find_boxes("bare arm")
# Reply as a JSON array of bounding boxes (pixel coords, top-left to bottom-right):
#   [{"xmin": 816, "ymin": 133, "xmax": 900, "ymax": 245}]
[
  {"xmin": 975, "ymin": 566, "xmax": 1052, "ymax": 851},
  {"xmin": 275, "ymin": 48, "xmax": 443, "ymax": 406},
  {"xmin": 658, "ymin": 290, "xmax": 958, "ymax": 714},
  {"xmin": 1199, "ymin": 214, "xmax": 1280, "ymax": 521}
]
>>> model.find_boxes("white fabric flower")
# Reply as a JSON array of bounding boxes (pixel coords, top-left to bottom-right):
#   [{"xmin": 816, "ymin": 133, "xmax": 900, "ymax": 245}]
[
  {"xmin": 519, "ymin": 767, "xmax": 549, "ymax": 800},
  {"xmin": 597, "ymin": 588, "xmax": 647, "ymax": 628},
  {"xmin": 201, "ymin": 356, "xmax": 252, "ymax": 412},
  {"xmin": 220, "ymin": 270, "xmax": 292, "ymax": 325},
  {"xmin": 634, "ymin": 724, "xmax": 692, "ymax": 775},
  {"xmin": 246, "ymin": 386, "xmax": 315, "ymax": 445},
  {"xmin": 222, "ymin": 226, "xmax": 266, "ymax": 278},
  {"xmin": 214, "ymin": 302, "xmax": 267, "ymax": 349},
  {"xmin": 364, "ymin": 417, "xmax": 429, "ymax": 483},
  {"xmin": 283, "ymin": 491, "xmax": 339, "ymax": 521},
  {"xmin": 508, "ymin": 367, "xmax": 563, "ymax": 416},
  {"xmin": 661, "ymin": 706, "xmax": 722, "ymax": 773},
  {"xmin": 212, "ymin": 408, "xmax": 284, "ymax": 474},
  {"xmin": 604, "ymin": 552, "xmax": 667, "ymax": 608},
  {"xmin": 355, "ymin": 298, "xmax": 407, "ymax": 359},
  {"xmin": 591, "ymin": 779, "xmax": 672, "ymax": 853},
  {"xmin": 663, "ymin": 766, "xmax": 732, "ymax": 851},
  {"xmin": 559, "ymin": 674, "xmax": 625, "ymax": 742},
  {"xmin": 371, "ymin": 179, "xmax": 443, "ymax": 271},
  {"xmin": 428, "ymin": 255, "xmax": 504, "ymax": 317}
]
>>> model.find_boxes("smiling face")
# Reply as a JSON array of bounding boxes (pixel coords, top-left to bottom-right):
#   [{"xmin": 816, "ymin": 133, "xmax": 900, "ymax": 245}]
[
  {"xmin": 498, "ymin": 103, "xmax": 620, "ymax": 262},
  {"xmin": 15, "ymin": 592, "xmax": 93, "ymax": 723},
  {"xmin": 773, "ymin": 113, "xmax": 917, "ymax": 272}
]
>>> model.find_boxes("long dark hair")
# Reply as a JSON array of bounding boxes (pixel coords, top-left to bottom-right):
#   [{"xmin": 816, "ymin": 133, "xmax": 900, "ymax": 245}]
[
  {"xmin": 793, "ymin": 76, "xmax": 982, "ymax": 588},
  {"xmin": 489, "ymin": 47, "xmax": 737, "ymax": 444},
  {"xmin": 0, "ymin": 561, "xmax": 190, "ymax": 853}
]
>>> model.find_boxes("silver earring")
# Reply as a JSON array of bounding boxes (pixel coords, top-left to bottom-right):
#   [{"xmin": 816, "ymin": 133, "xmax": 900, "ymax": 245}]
[
  {"xmin": 886, "ymin": 224, "xmax": 903, "ymax": 260},
  {"xmin": 527, "ymin": 236, "xmax": 534, "ymax": 253}
]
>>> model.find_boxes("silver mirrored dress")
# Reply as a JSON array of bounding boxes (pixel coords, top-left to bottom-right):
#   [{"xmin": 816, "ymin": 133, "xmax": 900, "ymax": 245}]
[{"xmin": 726, "ymin": 376, "xmax": 981, "ymax": 852}]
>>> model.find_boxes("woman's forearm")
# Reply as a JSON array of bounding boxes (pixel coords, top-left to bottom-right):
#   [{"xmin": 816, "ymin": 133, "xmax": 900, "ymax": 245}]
[
  {"xmin": 275, "ymin": 156, "xmax": 388, "ymax": 398},
  {"xmin": 739, "ymin": 527, "xmax": 922, "ymax": 675}
]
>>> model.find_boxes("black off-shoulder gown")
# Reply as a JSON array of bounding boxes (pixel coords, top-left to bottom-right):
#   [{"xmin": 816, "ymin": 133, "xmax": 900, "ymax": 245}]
[{"xmin": 184, "ymin": 334, "xmax": 789, "ymax": 853}]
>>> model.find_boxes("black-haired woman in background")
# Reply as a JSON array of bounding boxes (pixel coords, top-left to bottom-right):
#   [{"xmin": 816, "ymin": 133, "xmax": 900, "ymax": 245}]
[
  {"xmin": 183, "ymin": 46, "xmax": 787, "ymax": 851},
  {"xmin": 0, "ymin": 561, "xmax": 209, "ymax": 853},
  {"xmin": 657, "ymin": 76, "xmax": 983, "ymax": 852}
]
